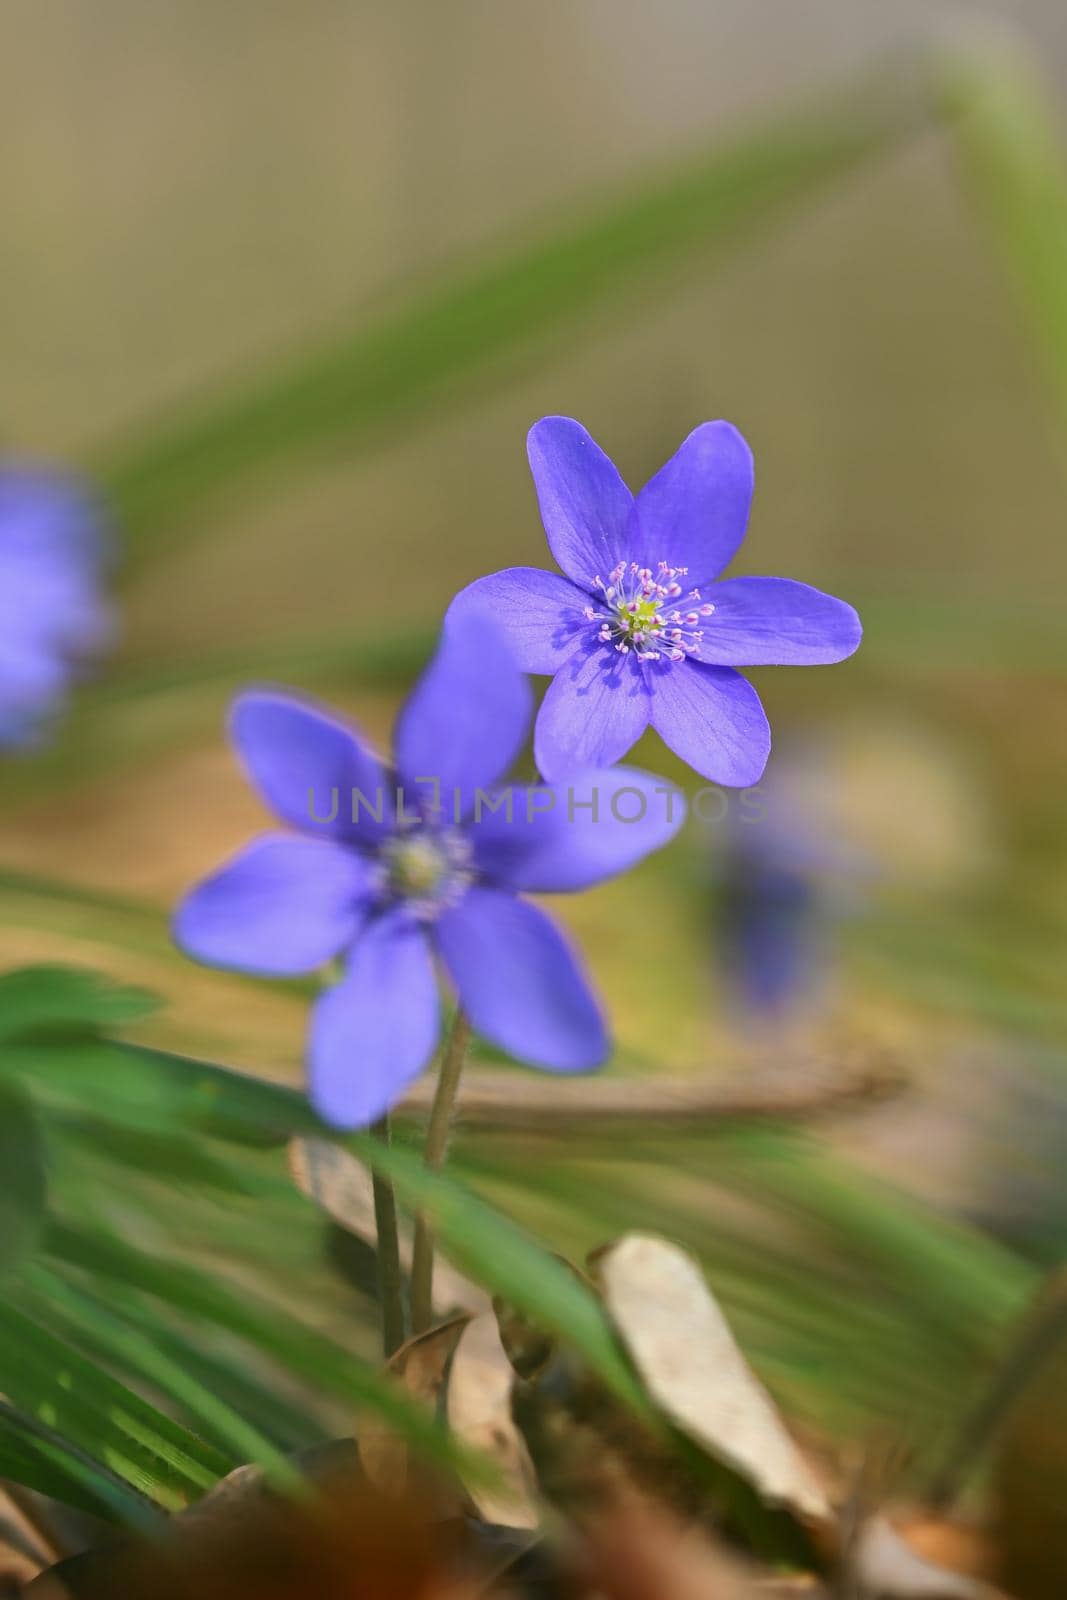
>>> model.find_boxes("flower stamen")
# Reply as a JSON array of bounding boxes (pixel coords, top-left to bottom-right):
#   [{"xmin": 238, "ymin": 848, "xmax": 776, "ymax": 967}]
[
  {"xmin": 587, "ymin": 560, "xmax": 714, "ymax": 663},
  {"xmin": 379, "ymin": 826, "xmax": 473, "ymax": 920}
]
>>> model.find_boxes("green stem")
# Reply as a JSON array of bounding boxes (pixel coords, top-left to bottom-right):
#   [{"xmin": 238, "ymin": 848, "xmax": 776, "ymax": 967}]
[
  {"xmin": 409, "ymin": 1009, "xmax": 471, "ymax": 1333},
  {"xmin": 369, "ymin": 1115, "xmax": 406, "ymax": 1358}
]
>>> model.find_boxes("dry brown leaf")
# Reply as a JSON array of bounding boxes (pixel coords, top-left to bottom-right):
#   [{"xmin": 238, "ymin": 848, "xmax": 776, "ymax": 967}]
[
  {"xmin": 446, "ymin": 1314, "xmax": 538, "ymax": 1530},
  {"xmin": 26, "ymin": 1481, "xmax": 505, "ymax": 1599},
  {"xmin": 594, "ymin": 1235, "xmax": 833, "ymax": 1529},
  {"xmin": 851, "ymin": 1516, "xmax": 1006, "ymax": 1599},
  {"xmin": 0, "ymin": 1484, "xmax": 57, "ymax": 1590},
  {"xmin": 361, "ymin": 1316, "xmax": 472, "ymax": 1497},
  {"xmin": 895, "ymin": 1518, "xmax": 997, "ymax": 1583}
]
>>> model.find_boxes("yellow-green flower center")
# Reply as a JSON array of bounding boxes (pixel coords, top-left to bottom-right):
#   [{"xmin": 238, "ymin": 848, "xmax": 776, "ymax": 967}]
[
  {"xmin": 385, "ymin": 834, "xmax": 449, "ymax": 898},
  {"xmin": 378, "ymin": 825, "xmax": 474, "ymax": 919},
  {"xmin": 619, "ymin": 595, "xmax": 664, "ymax": 640},
  {"xmin": 586, "ymin": 560, "xmax": 715, "ymax": 663}
]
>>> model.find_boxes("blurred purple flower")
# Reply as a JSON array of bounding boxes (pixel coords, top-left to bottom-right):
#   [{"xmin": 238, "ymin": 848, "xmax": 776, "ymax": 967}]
[
  {"xmin": 450, "ymin": 417, "xmax": 861, "ymax": 786},
  {"xmin": 713, "ymin": 748, "xmax": 868, "ymax": 1021},
  {"xmin": 0, "ymin": 467, "xmax": 114, "ymax": 748},
  {"xmin": 717, "ymin": 822, "xmax": 823, "ymax": 1020},
  {"xmin": 174, "ymin": 616, "xmax": 682, "ymax": 1129}
]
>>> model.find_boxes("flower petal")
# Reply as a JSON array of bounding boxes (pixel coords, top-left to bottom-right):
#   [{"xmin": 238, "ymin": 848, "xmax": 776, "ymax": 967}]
[
  {"xmin": 0, "ymin": 642, "xmax": 80, "ymax": 746},
  {"xmin": 394, "ymin": 612, "xmax": 532, "ymax": 809},
  {"xmin": 695, "ymin": 577, "xmax": 862, "ymax": 665},
  {"xmin": 231, "ymin": 691, "xmax": 393, "ymax": 844},
  {"xmin": 435, "ymin": 888, "xmax": 607, "ymax": 1071},
  {"xmin": 527, "ymin": 417, "xmax": 633, "ymax": 586},
  {"xmin": 724, "ymin": 874, "xmax": 819, "ymax": 1018},
  {"xmin": 309, "ymin": 910, "xmax": 439, "ymax": 1129},
  {"xmin": 649, "ymin": 659, "xmax": 770, "ymax": 786},
  {"xmin": 446, "ymin": 567, "xmax": 588, "ymax": 674},
  {"xmin": 534, "ymin": 645, "xmax": 652, "ymax": 780},
  {"xmin": 469, "ymin": 766, "xmax": 684, "ymax": 892},
  {"xmin": 0, "ymin": 467, "xmax": 113, "ymax": 746},
  {"xmin": 630, "ymin": 421, "xmax": 754, "ymax": 586},
  {"xmin": 174, "ymin": 834, "xmax": 370, "ymax": 976}
]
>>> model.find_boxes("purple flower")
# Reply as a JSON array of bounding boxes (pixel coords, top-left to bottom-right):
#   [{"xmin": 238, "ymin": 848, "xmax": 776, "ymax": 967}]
[
  {"xmin": 449, "ymin": 417, "xmax": 861, "ymax": 786},
  {"xmin": 174, "ymin": 616, "xmax": 682, "ymax": 1129},
  {"xmin": 711, "ymin": 745, "xmax": 870, "ymax": 1021},
  {"xmin": 0, "ymin": 466, "xmax": 114, "ymax": 748},
  {"xmin": 715, "ymin": 807, "xmax": 824, "ymax": 1021}
]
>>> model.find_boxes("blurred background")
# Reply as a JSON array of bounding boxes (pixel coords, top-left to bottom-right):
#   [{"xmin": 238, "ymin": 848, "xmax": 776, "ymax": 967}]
[{"xmin": 3, "ymin": 0, "xmax": 1067, "ymax": 1509}]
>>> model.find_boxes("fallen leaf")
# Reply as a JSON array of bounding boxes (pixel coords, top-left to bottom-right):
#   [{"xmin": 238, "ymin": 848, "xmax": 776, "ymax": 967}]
[
  {"xmin": 0, "ymin": 1484, "xmax": 56, "ymax": 1590},
  {"xmin": 26, "ymin": 1480, "xmax": 503, "ymax": 1599},
  {"xmin": 447, "ymin": 1314, "xmax": 538, "ymax": 1530},
  {"xmin": 895, "ymin": 1517, "xmax": 996, "ymax": 1582},
  {"xmin": 361, "ymin": 1316, "xmax": 472, "ymax": 1497},
  {"xmin": 851, "ymin": 1516, "xmax": 1005, "ymax": 1599},
  {"xmin": 593, "ymin": 1235, "xmax": 832, "ymax": 1528}
]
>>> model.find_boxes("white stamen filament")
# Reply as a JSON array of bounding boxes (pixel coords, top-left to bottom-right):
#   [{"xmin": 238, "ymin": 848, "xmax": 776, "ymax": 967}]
[{"xmin": 585, "ymin": 560, "xmax": 714, "ymax": 663}]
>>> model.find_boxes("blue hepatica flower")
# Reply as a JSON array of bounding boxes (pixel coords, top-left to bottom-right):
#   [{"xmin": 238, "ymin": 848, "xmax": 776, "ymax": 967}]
[
  {"xmin": 0, "ymin": 466, "xmax": 113, "ymax": 748},
  {"xmin": 450, "ymin": 417, "xmax": 861, "ymax": 785},
  {"xmin": 716, "ymin": 795, "xmax": 825, "ymax": 1021},
  {"xmin": 713, "ymin": 745, "xmax": 870, "ymax": 1021},
  {"xmin": 174, "ymin": 616, "xmax": 682, "ymax": 1129}
]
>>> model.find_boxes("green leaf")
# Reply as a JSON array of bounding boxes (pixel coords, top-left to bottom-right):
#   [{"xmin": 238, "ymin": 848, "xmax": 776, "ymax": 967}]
[
  {"xmin": 96, "ymin": 62, "xmax": 928, "ymax": 571},
  {"xmin": 0, "ymin": 1299, "xmax": 231, "ymax": 1512},
  {"xmin": 0, "ymin": 1033, "xmax": 313, "ymax": 1143},
  {"xmin": 0, "ymin": 964, "xmax": 159, "ymax": 1043},
  {"xmin": 21, "ymin": 1267, "xmax": 301, "ymax": 1489},
  {"xmin": 60, "ymin": 1281, "xmax": 325, "ymax": 1455},
  {"xmin": 0, "ymin": 1083, "xmax": 47, "ymax": 1274},
  {"xmin": 41, "ymin": 1220, "xmax": 493, "ymax": 1486},
  {"xmin": 0, "ymin": 1398, "xmax": 165, "ymax": 1528}
]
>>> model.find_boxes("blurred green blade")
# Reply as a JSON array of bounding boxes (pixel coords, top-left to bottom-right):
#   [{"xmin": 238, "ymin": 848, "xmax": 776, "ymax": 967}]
[
  {"xmin": 942, "ymin": 39, "xmax": 1067, "ymax": 437},
  {"xmin": 0, "ymin": 1399, "xmax": 164, "ymax": 1528},
  {"xmin": 0, "ymin": 965, "xmax": 158, "ymax": 1043},
  {"xmin": 0, "ymin": 1033, "xmax": 314, "ymax": 1143},
  {"xmin": 21, "ymin": 1267, "xmax": 299, "ymax": 1487},
  {"xmin": 0, "ymin": 1300, "xmax": 230, "ymax": 1512},
  {"xmin": 97, "ymin": 62, "xmax": 929, "ymax": 568},
  {"xmin": 86, "ymin": 1290, "xmax": 326, "ymax": 1455},
  {"xmin": 42, "ymin": 1220, "xmax": 488, "ymax": 1483},
  {"xmin": 0, "ymin": 1083, "xmax": 46, "ymax": 1274}
]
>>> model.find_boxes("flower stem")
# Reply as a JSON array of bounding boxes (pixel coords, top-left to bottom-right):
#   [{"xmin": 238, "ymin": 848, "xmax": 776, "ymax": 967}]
[
  {"xmin": 369, "ymin": 1115, "xmax": 406, "ymax": 1358},
  {"xmin": 409, "ymin": 1008, "xmax": 471, "ymax": 1334}
]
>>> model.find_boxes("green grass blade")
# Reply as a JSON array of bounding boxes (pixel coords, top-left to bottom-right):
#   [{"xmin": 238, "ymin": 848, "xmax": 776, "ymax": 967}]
[
  {"xmin": 0, "ymin": 1300, "xmax": 230, "ymax": 1510},
  {"xmin": 0, "ymin": 965, "xmax": 159, "ymax": 1043},
  {"xmin": 0, "ymin": 1399, "xmax": 164, "ymax": 1528},
  {"xmin": 0, "ymin": 1034, "xmax": 313, "ymax": 1143},
  {"xmin": 0, "ymin": 1083, "xmax": 47, "ymax": 1274},
  {"xmin": 98, "ymin": 1298, "xmax": 326, "ymax": 1455},
  {"xmin": 21, "ymin": 1268, "xmax": 300, "ymax": 1488},
  {"xmin": 41, "ymin": 1219, "xmax": 490, "ymax": 1484}
]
